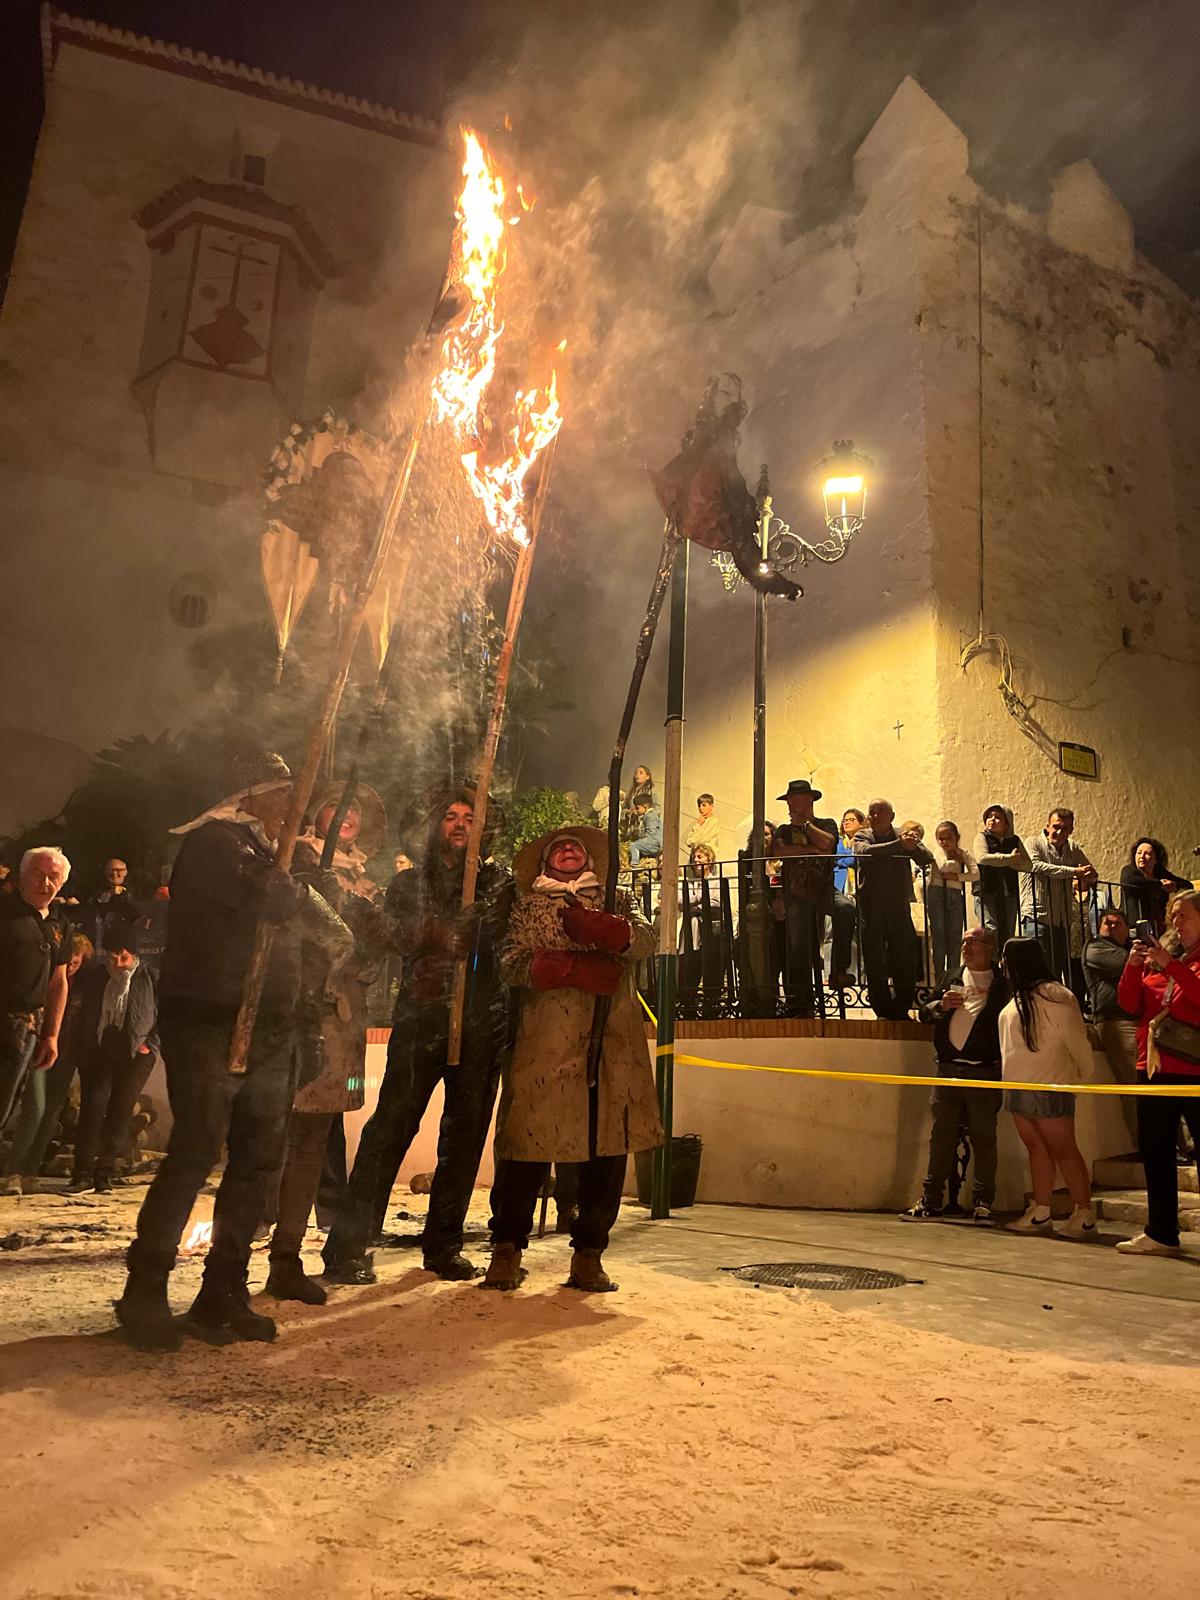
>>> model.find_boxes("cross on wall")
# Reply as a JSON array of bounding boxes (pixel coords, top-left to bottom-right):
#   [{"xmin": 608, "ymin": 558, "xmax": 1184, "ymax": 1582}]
[{"xmin": 893, "ymin": 720, "xmax": 903, "ymax": 740}]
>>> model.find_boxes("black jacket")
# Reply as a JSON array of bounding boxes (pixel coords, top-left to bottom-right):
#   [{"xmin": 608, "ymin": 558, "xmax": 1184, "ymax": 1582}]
[
  {"xmin": 78, "ymin": 961, "xmax": 159, "ymax": 1060},
  {"xmin": 159, "ymin": 820, "xmax": 306, "ymax": 1013},
  {"xmin": 923, "ymin": 963, "xmax": 1008, "ymax": 1077},
  {"xmin": 384, "ymin": 853, "xmax": 514, "ymax": 1032}
]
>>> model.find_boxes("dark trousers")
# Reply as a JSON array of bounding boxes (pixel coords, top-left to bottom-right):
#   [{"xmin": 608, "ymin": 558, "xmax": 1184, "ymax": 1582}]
[
  {"xmin": 324, "ymin": 1013, "xmax": 502, "ymax": 1265},
  {"xmin": 783, "ymin": 898, "xmax": 822, "ymax": 1014},
  {"xmin": 0, "ymin": 1014, "xmax": 38, "ymax": 1130},
  {"xmin": 860, "ymin": 900, "xmax": 917, "ymax": 1019},
  {"xmin": 131, "ymin": 1007, "xmax": 296, "ymax": 1274},
  {"xmin": 1137, "ymin": 1071, "xmax": 1200, "ymax": 1247},
  {"xmin": 73, "ymin": 1031, "xmax": 155, "ymax": 1180},
  {"xmin": 315, "ymin": 1116, "xmax": 348, "ymax": 1228},
  {"xmin": 271, "ymin": 1109, "xmax": 334, "ymax": 1257},
  {"xmin": 921, "ymin": 1077, "xmax": 1002, "ymax": 1207},
  {"xmin": 829, "ymin": 892, "xmax": 856, "ymax": 978},
  {"xmin": 491, "ymin": 1153, "xmax": 627, "ymax": 1251}
]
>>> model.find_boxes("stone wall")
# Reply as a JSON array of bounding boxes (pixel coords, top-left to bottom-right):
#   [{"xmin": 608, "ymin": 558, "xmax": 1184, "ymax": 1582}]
[
  {"xmin": 0, "ymin": 38, "xmax": 448, "ymax": 769},
  {"xmin": 640, "ymin": 78, "xmax": 1200, "ymax": 878}
]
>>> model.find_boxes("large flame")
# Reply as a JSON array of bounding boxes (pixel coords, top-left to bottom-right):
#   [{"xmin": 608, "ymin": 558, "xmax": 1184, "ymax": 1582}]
[{"xmin": 431, "ymin": 128, "xmax": 563, "ymax": 547}]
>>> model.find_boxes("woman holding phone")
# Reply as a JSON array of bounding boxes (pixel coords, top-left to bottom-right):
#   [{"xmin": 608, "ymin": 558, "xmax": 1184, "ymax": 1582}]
[{"xmin": 1115, "ymin": 889, "xmax": 1200, "ymax": 1256}]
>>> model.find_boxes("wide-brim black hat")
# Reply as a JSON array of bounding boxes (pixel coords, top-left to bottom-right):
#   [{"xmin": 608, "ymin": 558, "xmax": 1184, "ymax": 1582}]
[{"xmin": 777, "ymin": 778, "xmax": 822, "ymax": 802}]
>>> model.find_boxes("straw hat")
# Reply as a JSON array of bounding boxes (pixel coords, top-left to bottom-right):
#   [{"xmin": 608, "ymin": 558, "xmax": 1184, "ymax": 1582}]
[
  {"xmin": 512, "ymin": 825, "xmax": 609, "ymax": 894},
  {"xmin": 310, "ymin": 780, "xmax": 387, "ymax": 855}
]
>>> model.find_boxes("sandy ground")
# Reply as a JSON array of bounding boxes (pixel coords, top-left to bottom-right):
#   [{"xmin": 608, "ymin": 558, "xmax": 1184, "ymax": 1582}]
[{"xmin": 2, "ymin": 1183, "xmax": 1198, "ymax": 1600}]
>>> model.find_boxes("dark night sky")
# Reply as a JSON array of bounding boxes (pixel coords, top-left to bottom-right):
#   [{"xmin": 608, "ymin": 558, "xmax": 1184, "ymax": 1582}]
[{"xmin": 5, "ymin": 0, "xmax": 1200, "ymax": 292}]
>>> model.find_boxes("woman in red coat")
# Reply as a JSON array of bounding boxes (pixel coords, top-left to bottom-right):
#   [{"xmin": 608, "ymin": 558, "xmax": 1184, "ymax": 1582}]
[{"xmin": 1116, "ymin": 888, "xmax": 1200, "ymax": 1256}]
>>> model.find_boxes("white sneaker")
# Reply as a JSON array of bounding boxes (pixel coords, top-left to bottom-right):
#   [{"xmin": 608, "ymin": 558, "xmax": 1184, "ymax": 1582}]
[
  {"xmin": 1059, "ymin": 1206, "xmax": 1098, "ymax": 1240},
  {"xmin": 972, "ymin": 1203, "xmax": 995, "ymax": 1225},
  {"xmin": 1006, "ymin": 1204, "xmax": 1054, "ymax": 1234},
  {"xmin": 1115, "ymin": 1232, "xmax": 1182, "ymax": 1257}
]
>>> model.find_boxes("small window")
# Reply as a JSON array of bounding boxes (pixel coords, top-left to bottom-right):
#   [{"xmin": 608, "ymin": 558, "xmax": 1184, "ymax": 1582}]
[
  {"xmin": 169, "ymin": 572, "xmax": 217, "ymax": 629},
  {"xmin": 242, "ymin": 153, "xmax": 267, "ymax": 185}
]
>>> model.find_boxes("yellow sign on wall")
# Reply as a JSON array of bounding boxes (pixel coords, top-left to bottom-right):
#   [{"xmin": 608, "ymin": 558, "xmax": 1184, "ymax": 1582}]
[{"xmin": 1058, "ymin": 741, "xmax": 1099, "ymax": 780}]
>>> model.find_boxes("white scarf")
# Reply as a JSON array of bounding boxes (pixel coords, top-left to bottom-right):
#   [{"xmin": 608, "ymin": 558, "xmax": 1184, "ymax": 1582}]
[
  {"xmin": 98, "ymin": 958, "xmax": 138, "ymax": 1041},
  {"xmin": 170, "ymin": 800, "xmax": 277, "ymax": 852},
  {"xmin": 531, "ymin": 870, "xmax": 603, "ymax": 903}
]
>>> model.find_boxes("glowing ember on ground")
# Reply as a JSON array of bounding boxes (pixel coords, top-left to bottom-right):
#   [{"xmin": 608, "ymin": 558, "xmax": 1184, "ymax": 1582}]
[
  {"xmin": 431, "ymin": 127, "xmax": 564, "ymax": 546},
  {"xmin": 180, "ymin": 1220, "xmax": 213, "ymax": 1254}
]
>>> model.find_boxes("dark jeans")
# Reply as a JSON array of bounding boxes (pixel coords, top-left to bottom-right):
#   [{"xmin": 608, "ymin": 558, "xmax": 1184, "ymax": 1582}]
[
  {"xmin": 829, "ymin": 892, "xmax": 856, "ymax": 978},
  {"xmin": 74, "ymin": 1032, "xmax": 155, "ymax": 1180},
  {"xmin": 271, "ymin": 1109, "xmax": 334, "ymax": 1257},
  {"xmin": 1137, "ymin": 1072, "xmax": 1200, "ymax": 1248},
  {"xmin": 0, "ymin": 1014, "xmax": 39, "ymax": 1130},
  {"xmin": 130, "ymin": 1005, "xmax": 297, "ymax": 1274},
  {"xmin": 860, "ymin": 899, "xmax": 917, "ymax": 1019},
  {"xmin": 491, "ymin": 1153, "xmax": 627, "ymax": 1251},
  {"xmin": 921, "ymin": 1076, "xmax": 1002, "ymax": 1207},
  {"xmin": 324, "ymin": 1012, "xmax": 502, "ymax": 1266},
  {"xmin": 783, "ymin": 898, "xmax": 823, "ymax": 1014},
  {"xmin": 3, "ymin": 1047, "xmax": 75, "ymax": 1178}
]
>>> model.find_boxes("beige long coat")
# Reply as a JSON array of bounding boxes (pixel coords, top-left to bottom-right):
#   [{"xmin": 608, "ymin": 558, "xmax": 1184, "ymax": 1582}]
[{"xmin": 496, "ymin": 889, "xmax": 663, "ymax": 1162}]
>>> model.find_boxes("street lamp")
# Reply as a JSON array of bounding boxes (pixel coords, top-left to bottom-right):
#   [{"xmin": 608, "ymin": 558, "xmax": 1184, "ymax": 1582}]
[{"xmin": 721, "ymin": 441, "xmax": 872, "ymax": 1016}]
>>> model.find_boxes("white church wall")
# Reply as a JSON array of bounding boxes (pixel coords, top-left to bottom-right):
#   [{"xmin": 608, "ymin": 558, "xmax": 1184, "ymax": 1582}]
[{"xmin": 0, "ymin": 35, "xmax": 446, "ymax": 758}]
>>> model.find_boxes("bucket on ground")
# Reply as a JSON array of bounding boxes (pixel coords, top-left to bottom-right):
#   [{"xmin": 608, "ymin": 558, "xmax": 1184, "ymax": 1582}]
[{"xmin": 634, "ymin": 1134, "xmax": 703, "ymax": 1208}]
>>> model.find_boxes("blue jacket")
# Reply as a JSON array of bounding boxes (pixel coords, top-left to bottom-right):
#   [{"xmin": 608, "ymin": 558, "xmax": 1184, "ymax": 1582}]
[{"xmin": 631, "ymin": 807, "xmax": 663, "ymax": 857}]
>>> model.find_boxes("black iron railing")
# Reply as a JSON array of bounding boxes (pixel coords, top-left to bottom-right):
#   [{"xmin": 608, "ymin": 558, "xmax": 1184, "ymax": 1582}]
[{"xmin": 625, "ymin": 854, "xmax": 1147, "ymax": 1023}]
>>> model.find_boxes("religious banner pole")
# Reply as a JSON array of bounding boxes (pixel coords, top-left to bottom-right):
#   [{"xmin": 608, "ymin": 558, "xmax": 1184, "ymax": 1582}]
[
  {"xmin": 227, "ymin": 419, "xmax": 426, "ymax": 1073},
  {"xmin": 446, "ymin": 443, "xmax": 557, "ymax": 1066}
]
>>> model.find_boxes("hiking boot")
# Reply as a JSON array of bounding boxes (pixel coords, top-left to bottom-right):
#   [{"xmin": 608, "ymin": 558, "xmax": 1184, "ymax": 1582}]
[
  {"xmin": 899, "ymin": 1199, "xmax": 943, "ymax": 1222},
  {"xmin": 1006, "ymin": 1204, "xmax": 1054, "ymax": 1235},
  {"xmin": 321, "ymin": 1253, "xmax": 377, "ymax": 1285},
  {"xmin": 972, "ymin": 1203, "xmax": 995, "ymax": 1226},
  {"xmin": 482, "ymin": 1243, "xmax": 525, "ymax": 1291},
  {"xmin": 114, "ymin": 1248, "xmax": 182, "ymax": 1352},
  {"xmin": 265, "ymin": 1253, "xmax": 327, "ymax": 1305},
  {"xmin": 423, "ymin": 1252, "xmax": 478, "ymax": 1281},
  {"xmin": 1059, "ymin": 1206, "xmax": 1098, "ymax": 1241},
  {"xmin": 1115, "ymin": 1232, "xmax": 1182, "ymax": 1257},
  {"xmin": 187, "ymin": 1265, "xmax": 277, "ymax": 1343},
  {"xmin": 567, "ymin": 1247, "xmax": 618, "ymax": 1292}
]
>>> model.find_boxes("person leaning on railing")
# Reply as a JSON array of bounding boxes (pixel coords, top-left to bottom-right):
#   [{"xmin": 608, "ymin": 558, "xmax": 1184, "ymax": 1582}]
[
  {"xmin": 1119, "ymin": 837, "xmax": 1192, "ymax": 936},
  {"xmin": 1114, "ymin": 888, "xmax": 1200, "ymax": 1258},
  {"xmin": 972, "ymin": 805, "xmax": 1030, "ymax": 946}
]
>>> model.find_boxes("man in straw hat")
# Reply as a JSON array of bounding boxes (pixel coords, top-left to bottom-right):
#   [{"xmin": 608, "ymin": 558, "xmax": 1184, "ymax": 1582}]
[
  {"xmin": 323, "ymin": 781, "xmax": 514, "ymax": 1283},
  {"xmin": 115, "ymin": 750, "xmax": 350, "ymax": 1350},
  {"xmin": 483, "ymin": 824, "xmax": 661, "ymax": 1293}
]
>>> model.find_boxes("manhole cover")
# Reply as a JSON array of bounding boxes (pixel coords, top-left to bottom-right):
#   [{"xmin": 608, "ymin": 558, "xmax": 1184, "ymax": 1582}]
[{"xmin": 724, "ymin": 1262, "xmax": 915, "ymax": 1291}]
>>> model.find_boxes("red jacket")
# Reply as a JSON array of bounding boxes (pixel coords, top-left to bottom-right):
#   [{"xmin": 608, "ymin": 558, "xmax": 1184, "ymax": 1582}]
[{"xmin": 1117, "ymin": 949, "xmax": 1200, "ymax": 1076}]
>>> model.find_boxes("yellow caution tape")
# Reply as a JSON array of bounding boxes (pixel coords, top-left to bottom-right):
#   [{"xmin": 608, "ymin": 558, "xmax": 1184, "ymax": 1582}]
[{"xmin": 638, "ymin": 993, "xmax": 1200, "ymax": 1096}]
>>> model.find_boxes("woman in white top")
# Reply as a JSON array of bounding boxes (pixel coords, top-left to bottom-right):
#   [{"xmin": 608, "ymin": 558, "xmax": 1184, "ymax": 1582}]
[{"xmin": 999, "ymin": 937, "xmax": 1096, "ymax": 1239}]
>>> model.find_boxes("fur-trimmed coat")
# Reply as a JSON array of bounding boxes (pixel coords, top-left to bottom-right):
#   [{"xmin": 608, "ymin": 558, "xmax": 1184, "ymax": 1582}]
[{"xmin": 496, "ymin": 889, "xmax": 662, "ymax": 1162}]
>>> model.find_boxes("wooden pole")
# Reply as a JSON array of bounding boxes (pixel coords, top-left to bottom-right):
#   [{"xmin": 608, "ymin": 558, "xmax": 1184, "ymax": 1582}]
[
  {"xmin": 227, "ymin": 418, "xmax": 426, "ymax": 1074},
  {"xmin": 445, "ymin": 445, "xmax": 557, "ymax": 1067},
  {"xmin": 650, "ymin": 540, "xmax": 688, "ymax": 1218},
  {"xmin": 583, "ymin": 522, "xmax": 678, "ymax": 1088}
]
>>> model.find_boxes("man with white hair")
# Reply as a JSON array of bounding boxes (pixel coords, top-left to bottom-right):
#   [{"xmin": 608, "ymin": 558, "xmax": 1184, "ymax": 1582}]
[{"xmin": 0, "ymin": 847, "xmax": 73, "ymax": 1129}]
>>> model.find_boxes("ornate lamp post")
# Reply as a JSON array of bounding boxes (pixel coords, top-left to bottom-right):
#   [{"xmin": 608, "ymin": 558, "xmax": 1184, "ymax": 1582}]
[{"xmin": 718, "ymin": 439, "xmax": 872, "ymax": 1015}]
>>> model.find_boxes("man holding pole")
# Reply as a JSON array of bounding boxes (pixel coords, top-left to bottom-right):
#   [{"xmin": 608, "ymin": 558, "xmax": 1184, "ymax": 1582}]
[
  {"xmin": 115, "ymin": 752, "xmax": 342, "ymax": 1351},
  {"xmin": 323, "ymin": 784, "xmax": 514, "ymax": 1284}
]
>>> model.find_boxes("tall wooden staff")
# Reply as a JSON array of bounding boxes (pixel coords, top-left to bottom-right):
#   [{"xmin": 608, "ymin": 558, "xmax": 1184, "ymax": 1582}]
[
  {"xmin": 445, "ymin": 445, "xmax": 557, "ymax": 1066},
  {"xmin": 227, "ymin": 422, "xmax": 425, "ymax": 1074}
]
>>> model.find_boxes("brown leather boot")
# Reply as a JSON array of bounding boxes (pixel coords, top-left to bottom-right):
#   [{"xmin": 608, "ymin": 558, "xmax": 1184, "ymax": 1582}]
[
  {"xmin": 567, "ymin": 1247, "xmax": 618, "ymax": 1292},
  {"xmin": 482, "ymin": 1243, "xmax": 525, "ymax": 1291}
]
